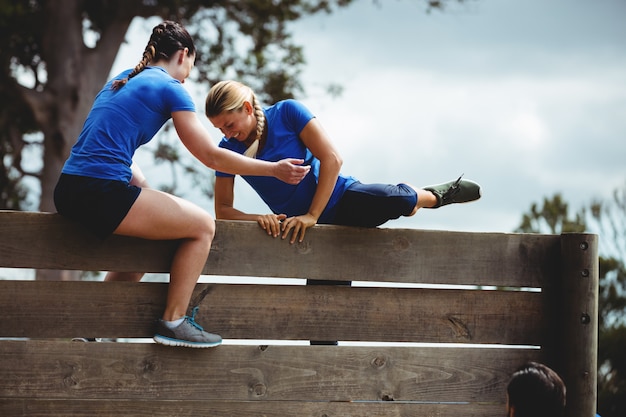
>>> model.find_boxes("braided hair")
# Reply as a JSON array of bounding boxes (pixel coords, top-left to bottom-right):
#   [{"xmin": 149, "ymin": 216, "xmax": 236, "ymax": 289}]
[
  {"xmin": 205, "ymin": 80, "xmax": 266, "ymax": 158},
  {"xmin": 111, "ymin": 21, "xmax": 195, "ymax": 90}
]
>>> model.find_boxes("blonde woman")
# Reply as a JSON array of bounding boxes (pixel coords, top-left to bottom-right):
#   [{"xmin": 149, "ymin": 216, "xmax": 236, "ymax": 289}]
[{"xmin": 205, "ymin": 80, "xmax": 481, "ymax": 244}]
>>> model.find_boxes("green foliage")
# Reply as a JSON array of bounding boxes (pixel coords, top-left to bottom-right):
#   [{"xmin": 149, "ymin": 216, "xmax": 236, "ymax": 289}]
[
  {"xmin": 0, "ymin": 0, "xmax": 357, "ymax": 210},
  {"xmin": 598, "ymin": 325, "xmax": 626, "ymax": 416},
  {"xmin": 587, "ymin": 184, "xmax": 626, "ymax": 417},
  {"xmin": 597, "ymin": 252, "xmax": 626, "ymax": 417},
  {"xmin": 587, "ymin": 184, "xmax": 626, "ymax": 262},
  {"xmin": 515, "ymin": 193, "xmax": 586, "ymax": 234},
  {"xmin": 599, "ymin": 257, "xmax": 626, "ymax": 329},
  {"xmin": 0, "ymin": 0, "xmax": 467, "ymax": 211}
]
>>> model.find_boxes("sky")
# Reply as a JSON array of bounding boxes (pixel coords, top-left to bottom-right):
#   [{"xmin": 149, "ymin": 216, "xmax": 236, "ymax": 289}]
[{"xmin": 117, "ymin": 0, "xmax": 626, "ymax": 235}]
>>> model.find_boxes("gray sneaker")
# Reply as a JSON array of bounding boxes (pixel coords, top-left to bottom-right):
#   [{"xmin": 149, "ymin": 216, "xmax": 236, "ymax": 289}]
[
  {"xmin": 423, "ymin": 174, "xmax": 481, "ymax": 208},
  {"xmin": 153, "ymin": 307, "xmax": 222, "ymax": 348}
]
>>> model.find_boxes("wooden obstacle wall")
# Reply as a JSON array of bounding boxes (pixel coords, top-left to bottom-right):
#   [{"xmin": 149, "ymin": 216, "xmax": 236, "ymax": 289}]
[{"xmin": 0, "ymin": 210, "xmax": 598, "ymax": 416}]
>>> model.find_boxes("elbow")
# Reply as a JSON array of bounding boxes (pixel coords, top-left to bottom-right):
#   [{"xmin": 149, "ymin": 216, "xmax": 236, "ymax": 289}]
[
  {"xmin": 204, "ymin": 153, "xmax": 220, "ymax": 171},
  {"xmin": 332, "ymin": 152, "xmax": 343, "ymax": 172}
]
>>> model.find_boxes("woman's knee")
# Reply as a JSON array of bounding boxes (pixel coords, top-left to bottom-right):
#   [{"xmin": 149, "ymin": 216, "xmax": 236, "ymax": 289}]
[{"xmin": 193, "ymin": 211, "xmax": 216, "ymax": 242}]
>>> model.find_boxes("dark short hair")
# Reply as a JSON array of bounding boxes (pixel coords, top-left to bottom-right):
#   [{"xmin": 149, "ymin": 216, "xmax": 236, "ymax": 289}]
[{"xmin": 507, "ymin": 362, "xmax": 566, "ymax": 417}]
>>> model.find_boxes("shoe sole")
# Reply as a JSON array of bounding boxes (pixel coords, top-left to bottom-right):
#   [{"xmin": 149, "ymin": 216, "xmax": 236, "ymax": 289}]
[{"xmin": 153, "ymin": 334, "xmax": 222, "ymax": 348}]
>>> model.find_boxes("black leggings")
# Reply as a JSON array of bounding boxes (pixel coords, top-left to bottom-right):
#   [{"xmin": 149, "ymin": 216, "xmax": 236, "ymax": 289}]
[
  {"xmin": 54, "ymin": 173, "xmax": 141, "ymax": 239},
  {"xmin": 332, "ymin": 181, "xmax": 417, "ymax": 228}
]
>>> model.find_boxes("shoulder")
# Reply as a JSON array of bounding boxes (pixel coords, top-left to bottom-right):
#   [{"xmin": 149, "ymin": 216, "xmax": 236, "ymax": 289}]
[
  {"xmin": 136, "ymin": 67, "xmax": 185, "ymax": 90},
  {"xmin": 142, "ymin": 68, "xmax": 194, "ymax": 110},
  {"xmin": 267, "ymin": 99, "xmax": 314, "ymax": 121},
  {"xmin": 110, "ymin": 69, "xmax": 133, "ymax": 82},
  {"xmin": 271, "ymin": 99, "xmax": 310, "ymax": 112}
]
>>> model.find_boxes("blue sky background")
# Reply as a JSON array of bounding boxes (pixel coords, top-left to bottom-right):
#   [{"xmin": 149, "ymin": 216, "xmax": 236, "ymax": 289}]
[{"xmin": 118, "ymin": 0, "xmax": 626, "ymax": 234}]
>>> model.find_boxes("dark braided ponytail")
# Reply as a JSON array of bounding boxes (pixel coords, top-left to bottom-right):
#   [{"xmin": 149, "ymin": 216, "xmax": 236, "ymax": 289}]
[{"xmin": 112, "ymin": 21, "xmax": 196, "ymax": 90}]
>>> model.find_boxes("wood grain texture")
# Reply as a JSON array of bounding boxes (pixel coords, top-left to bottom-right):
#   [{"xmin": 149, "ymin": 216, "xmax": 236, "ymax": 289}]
[
  {"xmin": 0, "ymin": 340, "xmax": 541, "ymax": 403},
  {"xmin": 0, "ymin": 211, "xmax": 561, "ymax": 287},
  {"xmin": 0, "ymin": 399, "xmax": 505, "ymax": 417},
  {"xmin": 0, "ymin": 211, "xmax": 599, "ymax": 417},
  {"xmin": 0, "ymin": 280, "xmax": 546, "ymax": 344},
  {"xmin": 555, "ymin": 234, "xmax": 599, "ymax": 417}
]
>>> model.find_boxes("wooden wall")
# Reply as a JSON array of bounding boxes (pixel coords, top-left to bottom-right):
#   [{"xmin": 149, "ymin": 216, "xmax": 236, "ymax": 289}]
[{"xmin": 0, "ymin": 211, "xmax": 598, "ymax": 416}]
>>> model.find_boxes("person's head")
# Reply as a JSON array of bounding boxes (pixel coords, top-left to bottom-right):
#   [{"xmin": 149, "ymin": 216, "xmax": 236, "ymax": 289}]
[
  {"xmin": 112, "ymin": 20, "xmax": 196, "ymax": 90},
  {"xmin": 506, "ymin": 362, "xmax": 566, "ymax": 417},
  {"xmin": 205, "ymin": 80, "xmax": 265, "ymax": 158}
]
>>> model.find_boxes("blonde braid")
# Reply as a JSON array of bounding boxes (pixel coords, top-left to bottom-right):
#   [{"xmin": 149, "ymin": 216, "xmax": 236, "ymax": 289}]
[{"xmin": 243, "ymin": 92, "xmax": 266, "ymax": 158}]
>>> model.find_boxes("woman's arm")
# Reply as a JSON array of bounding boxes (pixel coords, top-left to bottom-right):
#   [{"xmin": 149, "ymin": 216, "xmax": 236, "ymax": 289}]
[
  {"xmin": 214, "ymin": 176, "xmax": 286, "ymax": 237},
  {"xmin": 172, "ymin": 111, "xmax": 309, "ymax": 184},
  {"xmin": 214, "ymin": 176, "xmax": 256, "ymax": 221},
  {"xmin": 280, "ymin": 117, "xmax": 343, "ymax": 243}
]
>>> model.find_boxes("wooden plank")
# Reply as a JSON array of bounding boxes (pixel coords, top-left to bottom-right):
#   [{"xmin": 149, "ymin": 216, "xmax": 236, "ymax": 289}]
[
  {"xmin": 0, "ymin": 211, "xmax": 176, "ymax": 273},
  {"xmin": 0, "ymin": 211, "xmax": 561, "ymax": 287},
  {"xmin": 0, "ymin": 281, "xmax": 546, "ymax": 344},
  {"xmin": 0, "ymin": 340, "xmax": 542, "ymax": 403},
  {"xmin": 0, "ymin": 399, "xmax": 506, "ymax": 417},
  {"xmin": 555, "ymin": 233, "xmax": 599, "ymax": 417}
]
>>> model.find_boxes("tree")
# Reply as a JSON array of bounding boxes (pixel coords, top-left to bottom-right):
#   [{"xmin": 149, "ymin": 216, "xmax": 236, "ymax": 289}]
[
  {"xmin": 515, "ymin": 193, "xmax": 586, "ymax": 234},
  {"xmin": 0, "ymin": 0, "xmax": 464, "ymax": 214},
  {"xmin": 0, "ymin": 0, "xmax": 356, "ymax": 214},
  {"xmin": 1, "ymin": 0, "xmax": 465, "ymax": 281},
  {"xmin": 1, "ymin": 0, "xmax": 361, "ymax": 281},
  {"xmin": 586, "ymin": 183, "xmax": 626, "ymax": 417},
  {"xmin": 516, "ymin": 189, "xmax": 626, "ymax": 417}
]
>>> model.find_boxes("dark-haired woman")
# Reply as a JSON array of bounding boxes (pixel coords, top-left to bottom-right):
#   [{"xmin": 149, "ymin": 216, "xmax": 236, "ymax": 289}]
[{"xmin": 54, "ymin": 21, "xmax": 309, "ymax": 348}]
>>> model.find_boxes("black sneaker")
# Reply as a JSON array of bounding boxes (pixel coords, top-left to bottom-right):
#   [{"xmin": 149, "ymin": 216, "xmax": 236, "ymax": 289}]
[
  {"xmin": 423, "ymin": 174, "xmax": 481, "ymax": 208},
  {"xmin": 153, "ymin": 307, "xmax": 222, "ymax": 348}
]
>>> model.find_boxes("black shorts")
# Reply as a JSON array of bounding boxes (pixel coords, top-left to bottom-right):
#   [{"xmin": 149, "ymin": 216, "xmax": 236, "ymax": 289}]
[
  {"xmin": 54, "ymin": 173, "xmax": 141, "ymax": 239},
  {"xmin": 332, "ymin": 182, "xmax": 417, "ymax": 228}
]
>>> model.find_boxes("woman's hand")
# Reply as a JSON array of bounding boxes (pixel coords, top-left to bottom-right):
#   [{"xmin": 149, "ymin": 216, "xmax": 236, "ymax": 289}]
[
  {"xmin": 257, "ymin": 213, "xmax": 287, "ymax": 237},
  {"xmin": 273, "ymin": 158, "xmax": 310, "ymax": 184},
  {"xmin": 281, "ymin": 213, "xmax": 318, "ymax": 244}
]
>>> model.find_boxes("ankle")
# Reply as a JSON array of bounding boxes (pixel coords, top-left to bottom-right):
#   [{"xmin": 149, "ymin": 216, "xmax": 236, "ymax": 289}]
[
  {"xmin": 163, "ymin": 317, "xmax": 185, "ymax": 329},
  {"xmin": 416, "ymin": 189, "xmax": 438, "ymax": 208}
]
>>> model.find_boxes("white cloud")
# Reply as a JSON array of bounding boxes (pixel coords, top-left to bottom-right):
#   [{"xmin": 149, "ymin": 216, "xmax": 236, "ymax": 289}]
[
  {"xmin": 283, "ymin": 0, "xmax": 626, "ymax": 233},
  {"xmin": 112, "ymin": 0, "xmax": 626, "ymax": 234}
]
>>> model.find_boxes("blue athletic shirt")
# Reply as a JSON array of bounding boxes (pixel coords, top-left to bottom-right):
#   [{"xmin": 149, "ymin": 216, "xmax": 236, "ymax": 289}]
[
  {"xmin": 62, "ymin": 67, "xmax": 196, "ymax": 183},
  {"xmin": 216, "ymin": 99, "xmax": 357, "ymax": 223}
]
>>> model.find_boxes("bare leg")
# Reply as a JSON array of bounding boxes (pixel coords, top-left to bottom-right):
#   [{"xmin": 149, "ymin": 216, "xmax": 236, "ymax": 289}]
[
  {"xmin": 104, "ymin": 271, "xmax": 144, "ymax": 282},
  {"xmin": 105, "ymin": 164, "xmax": 150, "ymax": 283},
  {"xmin": 113, "ymin": 188, "xmax": 215, "ymax": 321},
  {"xmin": 406, "ymin": 187, "xmax": 438, "ymax": 216}
]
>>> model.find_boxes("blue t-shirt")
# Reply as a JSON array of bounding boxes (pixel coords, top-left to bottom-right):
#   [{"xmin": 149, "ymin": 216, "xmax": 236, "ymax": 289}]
[
  {"xmin": 216, "ymin": 100, "xmax": 357, "ymax": 223},
  {"xmin": 62, "ymin": 67, "xmax": 195, "ymax": 182}
]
